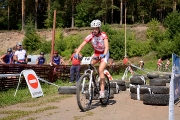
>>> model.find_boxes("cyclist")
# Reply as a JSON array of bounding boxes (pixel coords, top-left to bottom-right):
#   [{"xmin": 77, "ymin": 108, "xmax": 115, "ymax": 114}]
[
  {"xmin": 157, "ymin": 58, "xmax": 163, "ymax": 71},
  {"xmin": 36, "ymin": 52, "xmax": 46, "ymax": 65},
  {"xmin": 13, "ymin": 42, "xmax": 28, "ymax": 64},
  {"xmin": 74, "ymin": 19, "xmax": 109, "ymax": 99},
  {"xmin": 165, "ymin": 59, "xmax": 170, "ymax": 70},
  {"xmin": 139, "ymin": 58, "xmax": 144, "ymax": 69},
  {"xmin": 0, "ymin": 48, "xmax": 14, "ymax": 64}
]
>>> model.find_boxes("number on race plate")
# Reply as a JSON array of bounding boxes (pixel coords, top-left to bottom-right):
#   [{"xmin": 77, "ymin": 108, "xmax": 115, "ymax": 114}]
[{"xmin": 80, "ymin": 57, "xmax": 93, "ymax": 65}]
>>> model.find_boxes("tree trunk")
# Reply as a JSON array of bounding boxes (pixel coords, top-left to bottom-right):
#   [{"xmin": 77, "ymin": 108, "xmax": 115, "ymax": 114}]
[
  {"xmin": 173, "ymin": 0, "xmax": 177, "ymax": 12},
  {"xmin": 47, "ymin": 0, "xmax": 50, "ymax": 19},
  {"xmin": 71, "ymin": 0, "xmax": 74, "ymax": 28},
  {"xmin": 22, "ymin": 0, "xmax": 25, "ymax": 32},
  {"xmin": 111, "ymin": 0, "xmax": 113, "ymax": 24},
  {"xmin": 8, "ymin": 2, "xmax": 10, "ymax": 30},
  {"xmin": 141, "ymin": 14, "xmax": 144, "ymax": 24},
  {"xmin": 120, "ymin": 0, "xmax": 123, "ymax": 25},
  {"xmin": 35, "ymin": 0, "xmax": 38, "ymax": 29}
]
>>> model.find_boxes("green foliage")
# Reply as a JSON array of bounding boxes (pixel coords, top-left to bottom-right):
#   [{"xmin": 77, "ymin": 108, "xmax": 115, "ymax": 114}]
[
  {"xmin": 62, "ymin": 35, "xmax": 83, "ymax": 59},
  {"xmin": 75, "ymin": 0, "xmax": 95, "ymax": 27},
  {"xmin": 40, "ymin": 41, "xmax": 51, "ymax": 54},
  {"xmin": 163, "ymin": 11, "xmax": 180, "ymax": 37},
  {"xmin": 44, "ymin": 1, "xmax": 66, "ymax": 28},
  {"xmin": 156, "ymin": 40, "xmax": 175, "ymax": 59},
  {"xmin": 23, "ymin": 16, "xmax": 42, "ymax": 53},
  {"xmin": 128, "ymin": 40, "xmax": 150, "ymax": 57},
  {"xmin": 54, "ymin": 28, "xmax": 66, "ymax": 55},
  {"xmin": 146, "ymin": 18, "xmax": 161, "ymax": 38},
  {"xmin": 172, "ymin": 32, "xmax": 180, "ymax": 55}
]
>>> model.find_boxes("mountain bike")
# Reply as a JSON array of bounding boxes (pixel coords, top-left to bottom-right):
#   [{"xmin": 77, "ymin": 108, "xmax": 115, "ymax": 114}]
[{"xmin": 76, "ymin": 56, "xmax": 111, "ymax": 112}]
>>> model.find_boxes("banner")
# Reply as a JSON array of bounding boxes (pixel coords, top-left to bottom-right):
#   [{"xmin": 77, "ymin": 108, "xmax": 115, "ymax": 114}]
[
  {"xmin": 169, "ymin": 53, "xmax": 180, "ymax": 120},
  {"xmin": 172, "ymin": 53, "xmax": 180, "ymax": 102}
]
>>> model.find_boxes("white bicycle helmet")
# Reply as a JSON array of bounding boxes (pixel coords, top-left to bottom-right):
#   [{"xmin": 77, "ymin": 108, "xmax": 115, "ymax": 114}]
[{"xmin": 90, "ymin": 19, "xmax": 101, "ymax": 27}]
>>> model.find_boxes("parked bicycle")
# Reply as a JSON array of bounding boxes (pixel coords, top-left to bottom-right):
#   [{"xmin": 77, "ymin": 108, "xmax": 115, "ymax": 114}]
[{"xmin": 76, "ymin": 56, "xmax": 111, "ymax": 112}]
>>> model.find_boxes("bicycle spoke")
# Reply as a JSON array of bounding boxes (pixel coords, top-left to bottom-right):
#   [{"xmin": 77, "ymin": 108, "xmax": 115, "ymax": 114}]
[{"xmin": 76, "ymin": 74, "xmax": 92, "ymax": 112}]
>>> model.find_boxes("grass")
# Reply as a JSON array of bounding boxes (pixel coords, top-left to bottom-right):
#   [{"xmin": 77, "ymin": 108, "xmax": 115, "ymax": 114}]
[
  {"xmin": 0, "ymin": 106, "xmax": 58, "ymax": 120},
  {"xmin": 0, "ymin": 80, "xmax": 73, "ymax": 107}
]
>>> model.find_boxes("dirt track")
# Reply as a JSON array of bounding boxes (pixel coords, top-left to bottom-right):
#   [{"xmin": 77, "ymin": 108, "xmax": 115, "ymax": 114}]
[{"xmin": 1, "ymin": 90, "xmax": 180, "ymax": 120}]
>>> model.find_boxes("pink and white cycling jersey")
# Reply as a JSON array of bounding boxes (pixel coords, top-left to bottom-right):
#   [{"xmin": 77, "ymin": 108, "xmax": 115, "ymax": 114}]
[{"xmin": 84, "ymin": 32, "xmax": 108, "ymax": 54}]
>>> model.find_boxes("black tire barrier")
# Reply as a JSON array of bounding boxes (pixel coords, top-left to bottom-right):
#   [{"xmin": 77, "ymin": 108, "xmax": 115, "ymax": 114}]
[
  {"xmin": 58, "ymin": 86, "xmax": 77, "ymax": 94},
  {"xmin": 130, "ymin": 85, "xmax": 151, "ymax": 94},
  {"xmin": 119, "ymin": 85, "xmax": 126, "ymax": 91},
  {"xmin": 149, "ymin": 78, "xmax": 166, "ymax": 86},
  {"xmin": 130, "ymin": 76, "xmax": 145, "ymax": 85},
  {"xmin": 130, "ymin": 85, "xmax": 169, "ymax": 94},
  {"xmin": 130, "ymin": 93, "xmax": 144, "ymax": 101},
  {"xmin": 147, "ymin": 73, "xmax": 159, "ymax": 79},
  {"xmin": 109, "ymin": 89, "xmax": 114, "ymax": 99},
  {"xmin": 150, "ymin": 86, "xmax": 169, "ymax": 94},
  {"xmin": 165, "ymin": 79, "xmax": 170, "ymax": 83},
  {"xmin": 159, "ymin": 74, "xmax": 171, "ymax": 79},
  {"xmin": 111, "ymin": 87, "xmax": 119, "ymax": 94},
  {"xmin": 111, "ymin": 80, "xmax": 125, "ymax": 86},
  {"xmin": 143, "ymin": 94, "xmax": 169, "ymax": 105},
  {"xmin": 110, "ymin": 82, "xmax": 116, "ymax": 88}
]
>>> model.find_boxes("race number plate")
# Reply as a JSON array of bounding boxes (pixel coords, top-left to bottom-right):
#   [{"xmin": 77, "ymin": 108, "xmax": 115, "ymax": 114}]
[{"xmin": 81, "ymin": 57, "xmax": 92, "ymax": 65}]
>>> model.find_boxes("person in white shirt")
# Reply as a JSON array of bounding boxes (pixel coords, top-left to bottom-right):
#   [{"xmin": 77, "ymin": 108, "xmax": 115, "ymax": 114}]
[{"xmin": 13, "ymin": 42, "xmax": 28, "ymax": 64}]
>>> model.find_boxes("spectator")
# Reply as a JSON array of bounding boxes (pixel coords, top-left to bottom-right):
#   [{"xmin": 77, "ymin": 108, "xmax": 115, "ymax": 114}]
[
  {"xmin": 68, "ymin": 48, "xmax": 82, "ymax": 83},
  {"xmin": 165, "ymin": 59, "xmax": 170, "ymax": 70},
  {"xmin": 52, "ymin": 51, "xmax": 66, "ymax": 65},
  {"xmin": 13, "ymin": 42, "xmax": 28, "ymax": 64},
  {"xmin": 36, "ymin": 52, "xmax": 46, "ymax": 65},
  {"xmin": 139, "ymin": 58, "xmax": 144, "ymax": 69},
  {"xmin": 157, "ymin": 58, "xmax": 163, "ymax": 71},
  {"xmin": 0, "ymin": 48, "xmax": 13, "ymax": 64}
]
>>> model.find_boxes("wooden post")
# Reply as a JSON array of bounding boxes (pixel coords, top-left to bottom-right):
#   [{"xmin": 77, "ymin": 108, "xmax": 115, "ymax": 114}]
[
  {"xmin": 51, "ymin": 10, "xmax": 56, "ymax": 64},
  {"xmin": 124, "ymin": 0, "xmax": 127, "ymax": 57}
]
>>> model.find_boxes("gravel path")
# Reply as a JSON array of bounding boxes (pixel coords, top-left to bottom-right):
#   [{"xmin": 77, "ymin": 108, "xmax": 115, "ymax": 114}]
[{"xmin": 1, "ymin": 90, "xmax": 179, "ymax": 120}]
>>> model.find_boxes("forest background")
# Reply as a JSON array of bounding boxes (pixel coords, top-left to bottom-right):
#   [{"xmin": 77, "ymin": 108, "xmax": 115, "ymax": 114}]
[{"xmin": 1, "ymin": 0, "xmax": 180, "ymax": 62}]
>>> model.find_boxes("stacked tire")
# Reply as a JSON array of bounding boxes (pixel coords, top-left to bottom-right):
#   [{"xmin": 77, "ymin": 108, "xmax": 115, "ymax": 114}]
[
  {"xmin": 110, "ymin": 79, "xmax": 126, "ymax": 94},
  {"xmin": 129, "ymin": 75, "xmax": 147, "ymax": 100},
  {"xmin": 143, "ymin": 73, "xmax": 169, "ymax": 105}
]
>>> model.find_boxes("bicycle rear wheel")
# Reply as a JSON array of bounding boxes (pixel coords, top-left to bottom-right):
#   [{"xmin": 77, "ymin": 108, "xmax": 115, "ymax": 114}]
[
  {"xmin": 76, "ymin": 74, "xmax": 93, "ymax": 112},
  {"xmin": 100, "ymin": 75, "xmax": 110, "ymax": 106}
]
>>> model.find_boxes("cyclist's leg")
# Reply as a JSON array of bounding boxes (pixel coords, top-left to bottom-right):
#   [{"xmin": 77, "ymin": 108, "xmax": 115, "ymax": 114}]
[
  {"xmin": 99, "ymin": 52, "xmax": 109, "ymax": 98},
  {"xmin": 157, "ymin": 64, "xmax": 160, "ymax": 71},
  {"xmin": 99, "ymin": 61, "xmax": 107, "ymax": 91}
]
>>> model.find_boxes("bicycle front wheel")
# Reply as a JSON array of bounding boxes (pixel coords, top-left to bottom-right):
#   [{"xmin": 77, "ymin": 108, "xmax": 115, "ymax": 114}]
[
  {"xmin": 76, "ymin": 74, "xmax": 93, "ymax": 112},
  {"xmin": 100, "ymin": 75, "xmax": 110, "ymax": 106}
]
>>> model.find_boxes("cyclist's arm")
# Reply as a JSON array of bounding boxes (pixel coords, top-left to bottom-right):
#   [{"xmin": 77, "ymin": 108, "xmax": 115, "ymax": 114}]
[
  {"xmin": 103, "ymin": 38, "xmax": 109, "ymax": 55},
  {"xmin": 76, "ymin": 41, "xmax": 87, "ymax": 55}
]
